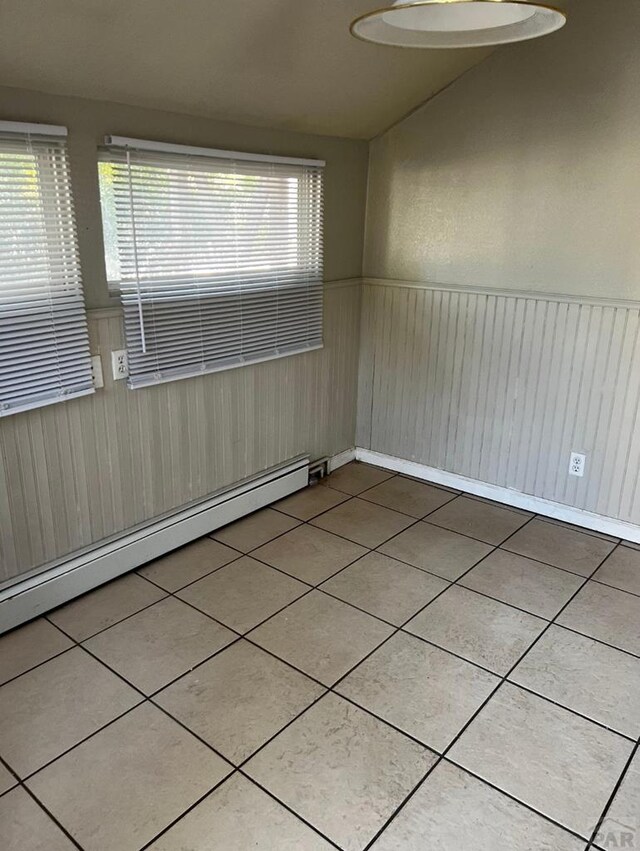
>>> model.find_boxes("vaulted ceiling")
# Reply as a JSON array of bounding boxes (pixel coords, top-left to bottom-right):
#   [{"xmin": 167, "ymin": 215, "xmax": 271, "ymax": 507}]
[{"xmin": 0, "ymin": 0, "xmax": 493, "ymax": 138}]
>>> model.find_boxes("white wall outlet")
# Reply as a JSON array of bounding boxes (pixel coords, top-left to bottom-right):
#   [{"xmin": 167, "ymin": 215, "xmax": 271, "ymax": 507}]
[
  {"xmin": 90, "ymin": 355, "xmax": 104, "ymax": 389},
  {"xmin": 111, "ymin": 349, "xmax": 129, "ymax": 380},
  {"xmin": 569, "ymin": 452, "xmax": 586, "ymax": 477}
]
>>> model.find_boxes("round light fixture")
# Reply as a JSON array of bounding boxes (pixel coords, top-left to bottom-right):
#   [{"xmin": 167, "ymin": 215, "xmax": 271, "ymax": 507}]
[{"xmin": 350, "ymin": 0, "xmax": 566, "ymax": 48}]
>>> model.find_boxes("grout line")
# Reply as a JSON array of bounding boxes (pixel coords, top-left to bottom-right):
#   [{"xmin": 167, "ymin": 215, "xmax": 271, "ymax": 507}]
[
  {"xmin": 16, "ymin": 697, "xmax": 147, "ymax": 784},
  {"xmin": 0, "ymin": 754, "xmax": 85, "ymax": 850},
  {"xmin": 137, "ymin": 548, "xmax": 246, "ymax": 595},
  {"xmin": 234, "ymin": 770, "xmax": 345, "ymax": 850},
  {"xmin": 357, "ymin": 490, "xmax": 459, "ymax": 519},
  {"xmin": 440, "ymin": 756, "xmax": 592, "ymax": 844},
  {"xmin": 360, "ymin": 532, "xmax": 622, "ymax": 849},
  {"xmin": 136, "ymin": 769, "xmax": 238, "ymax": 851},
  {"xmin": 590, "ymin": 576, "xmax": 640, "ymax": 599},
  {"xmin": 550, "ymin": 621, "xmax": 640, "ymax": 662},
  {"xmin": 0, "ymin": 643, "xmax": 79, "ymax": 691},
  {"xmin": 530, "ymin": 513, "xmax": 622, "ymax": 544},
  {"xmin": 586, "ymin": 738, "xmax": 640, "ymax": 848},
  {"xmin": 44, "ymin": 582, "xmax": 173, "ymax": 643},
  {"xmin": 440, "ymin": 579, "xmax": 554, "ymax": 621},
  {"xmin": 500, "ymin": 679, "xmax": 637, "ymax": 743},
  {"xmin": 19, "ymin": 785, "xmax": 85, "ymax": 849},
  {"xmin": 7, "ymin": 477, "xmax": 637, "ymax": 850}
]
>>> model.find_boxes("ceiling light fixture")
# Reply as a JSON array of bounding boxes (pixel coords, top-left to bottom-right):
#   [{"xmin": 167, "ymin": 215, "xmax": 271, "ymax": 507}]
[{"xmin": 350, "ymin": 0, "xmax": 566, "ymax": 48}]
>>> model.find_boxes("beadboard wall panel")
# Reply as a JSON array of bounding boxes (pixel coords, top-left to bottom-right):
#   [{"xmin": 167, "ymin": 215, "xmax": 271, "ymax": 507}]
[
  {"xmin": 358, "ymin": 280, "xmax": 640, "ymax": 525},
  {"xmin": 0, "ymin": 280, "xmax": 361, "ymax": 582}
]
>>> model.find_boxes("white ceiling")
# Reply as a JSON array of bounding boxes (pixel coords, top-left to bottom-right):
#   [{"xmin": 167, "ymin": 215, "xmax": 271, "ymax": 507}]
[{"xmin": 0, "ymin": 0, "xmax": 493, "ymax": 139}]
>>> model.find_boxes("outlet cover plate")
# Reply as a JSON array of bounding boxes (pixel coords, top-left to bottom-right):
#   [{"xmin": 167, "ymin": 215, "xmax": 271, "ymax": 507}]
[
  {"xmin": 90, "ymin": 355, "xmax": 104, "ymax": 389},
  {"xmin": 111, "ymin": 349, "xmax": 129, "ymax": 380},
  {"xmin": 569, "ymin": 452, "xmax": 586, "ymax": 477}
]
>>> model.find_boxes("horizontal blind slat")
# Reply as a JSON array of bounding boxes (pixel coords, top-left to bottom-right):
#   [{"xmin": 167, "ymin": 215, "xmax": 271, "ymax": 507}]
[
  {"xmin": 99, "ymin": 141, "xmax": 324, "ymax": 386},
  {"xmin": 0, "ymin": 126, "xmax": 93, "ymax": 416}
]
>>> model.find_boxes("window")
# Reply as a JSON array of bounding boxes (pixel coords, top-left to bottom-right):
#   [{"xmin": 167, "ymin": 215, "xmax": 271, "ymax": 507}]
[
  {"xmin": 0, "ymin": 121, "xmax": 92, "ymax": 417},
  {"xmin": 98, "ymin": 136, "xmax": 325, "ymax": 388}
]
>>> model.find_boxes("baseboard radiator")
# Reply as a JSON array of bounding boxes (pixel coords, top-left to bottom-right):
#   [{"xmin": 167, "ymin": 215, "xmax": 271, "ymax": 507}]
[{"xmin": 0, "ymin": 455, "xmax": 309, "ymax": 634}]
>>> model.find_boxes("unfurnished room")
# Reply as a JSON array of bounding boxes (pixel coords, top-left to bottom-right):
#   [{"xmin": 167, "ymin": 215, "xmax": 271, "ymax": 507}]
[{"xmin": 0, "ymin": 1, "xmax": 639, "ymax": 849}]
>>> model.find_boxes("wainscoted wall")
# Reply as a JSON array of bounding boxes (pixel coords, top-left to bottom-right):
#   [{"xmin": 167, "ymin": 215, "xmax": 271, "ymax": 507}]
[
  {"xmin": 0, "ymin": 280, "xmax": 361, "ymax": 583},
  {"xmin": 357, "ymin": 279, "xmax": 640, "ymax": 526}
]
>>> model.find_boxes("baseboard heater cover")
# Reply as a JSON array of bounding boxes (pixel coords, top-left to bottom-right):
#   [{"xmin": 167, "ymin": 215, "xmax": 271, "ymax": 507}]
[{"xmin": 0, "ymin": 455, "xmax": 309, "ymax": 635}]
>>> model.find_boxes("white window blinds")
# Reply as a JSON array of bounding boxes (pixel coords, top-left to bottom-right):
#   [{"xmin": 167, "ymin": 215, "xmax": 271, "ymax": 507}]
[
  {"xmin": 0, "ymin": 121, "xmax": 92, "ymax": 416},
  {"xmin": 98, "ymin": 136, "xmax": 325, "ymax": 388}
]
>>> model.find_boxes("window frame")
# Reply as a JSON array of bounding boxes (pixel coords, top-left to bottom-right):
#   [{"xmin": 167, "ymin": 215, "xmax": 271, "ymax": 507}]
[
  {"xmin": 0, "ymin": 120, "xmax": 93, "ymax": 417},
  {"xmin": 97, "ymin": 136, "xmax": 325, "ymax": 389}
]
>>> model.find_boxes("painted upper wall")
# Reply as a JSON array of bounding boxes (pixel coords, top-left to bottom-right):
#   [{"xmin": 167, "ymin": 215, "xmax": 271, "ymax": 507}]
[
  {"xmin": 0, "ymin": 86, "xmax": 369, "ymax": 308},
  {"xmin": 364, "ymin": 0, "xmax": 640, "ymax": 300},
  {"xmin": 0, "ymin": 0, "xmax": 491, "ymax": 139}
]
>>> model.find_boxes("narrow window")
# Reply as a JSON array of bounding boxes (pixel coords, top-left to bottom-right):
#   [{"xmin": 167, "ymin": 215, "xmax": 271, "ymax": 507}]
[{"xmin": 0, "ymin": 121, "xmax": 92, "ymax": 416}]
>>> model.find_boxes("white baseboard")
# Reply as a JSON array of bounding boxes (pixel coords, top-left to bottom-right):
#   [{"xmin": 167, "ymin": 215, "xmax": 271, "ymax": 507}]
[
  {"xmin": 0, "ymin": 456, "xmax": 309, "ymax": 634},
  {"xmin": 355, "ymin": 448, "xmax": 640, "ymax": 544},
  {"xmin": 328, "ymin": 448, "xmax": 356, "ymax": 472}
]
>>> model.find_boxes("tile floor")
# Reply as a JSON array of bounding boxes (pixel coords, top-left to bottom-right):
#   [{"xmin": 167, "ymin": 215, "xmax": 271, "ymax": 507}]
[{"xmin": 1, "ymin": 461, "xmax": 640, "ymax": 851}]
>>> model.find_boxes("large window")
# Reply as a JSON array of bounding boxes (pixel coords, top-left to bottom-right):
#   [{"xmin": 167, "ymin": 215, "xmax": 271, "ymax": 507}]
[
  {"xmin": 0, "ymin": 121, "xmax": 92, "ymax": 417},
  {"xmin": 98, "ymin": 136, "xmax": 325, "ymax": 388}
]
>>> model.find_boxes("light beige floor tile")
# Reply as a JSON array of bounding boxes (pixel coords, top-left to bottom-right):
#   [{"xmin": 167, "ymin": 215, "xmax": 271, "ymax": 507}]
[
  {"xmin": 321, "ymin": 552, "xmax": 449, "ymax": 625},
  {"xmin": 596, "ymin": 752, "xmax": 640, "ymax": 851},
  {"xmin": 148, "ymin": 774, "xmax": 335, "ymax": 850},
  {"xmin": 503, "ymin": 518, "xmax": 616, "ymax": 576},
  {"xmin": 0, "ymin": 761, "xmax": 16, "ymax": 794},
  {"xmin": 249, "ymin": 590, "xmax": 394, "ymax": 685},
  {"xmin": 510, "ymin": 625, "xmax": 640, "ymax": 739},
  {"xmin": 593, "ymin": 545, "xmax": 640, "ymax": 596},
  {"xmin": 0, "ymin": 786, "xmax": 77, "ymax": 851},
  {"xmin": 48, "ymin": 573, "xmax": 166, "ymax": 641},
  {"xmin": 156, "ymin": 640, "xmax": 324, "ymax": 763},
  {"xmin": 0, "ymin": 647, "xmax": 140, "ymax": 777},
  {"xmin": 252, "ymin": 524, "xmax": 367, "ymax": 585},
  {"xmin": 84, "ymin": 597, "xmax": 235, "ymax": 695},
  {"xmin": 212, "ymin": 508, "xmax": 300, "ymax": 552},
  {"xmin": 406, "ymin": 585, "xmax": 546, "ymax": 674},
  {"xmin": 371, "ymin": 761, "xmax": 586, "ymax": 851},
  {"xmin": 360, "ymin": 476, "xmax": 456, "ymax": 518},
  {"xmin": 177, "ymin": 556, "xmax": 308, "ymax": 633},
  {"xmin": 138, "ymin": 538, "xmax": 240, "ymax": 591},
  {"xmin": 0, "ymin": 619, "xmax": 73, "ymax": 686},
  {"xmin": 537, "ymin": 516, "xmax": 618, "ymax": 542},
  {"xmin": 245, "ymin": 692, "xmax": 435, "ymax": 851},
  {"xmin": 449, "ymin": 683, "xmax": 633, "ymax": 837},
  {"xmin": 310, "ymin": 498, "xmax": 414, "ymax": 548},
  {"xmin": 337, "ymin": 632, "xmax": 498, "ymax": 751},
  {"xmin": 466, "ymin": 495, "xmax": 536, "ymax": 516},
  {"xmin": 27, "ymin": 703, "xmax": 231, "ymax": 851},
  {"xmin": 427, "ymin": 497, "xmax": 532, "ymax": 545},
  {"xmin": 275, "ymin": 485, "xmax": 350, "ymax": 520},
  {"xmin": 379, "ymin": 521, "xmax": 492, "ymax": 580},
  {"xmin": 321, "ymin": 462, "xmax": 394, "ymax": 495},
  {"xmin": 461, "ymin": 549, "xmax": 584, "ymax": 619},
  {"xmin": 557, "ymin": 581, "xmax": 640, "ymax": 656}
]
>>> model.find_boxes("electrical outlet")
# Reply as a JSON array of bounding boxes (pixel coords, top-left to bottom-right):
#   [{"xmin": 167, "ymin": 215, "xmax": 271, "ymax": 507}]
[
  {"xmin": 90, "ymin": 355, "xmax": 104, "ymax": 389},
  {"xmin": 569, "ymin": 452, "xmax": 586, "ymax": 477},
  {"xmin": 111, "ymin": 349, "xmax": 129, "ymax": 380}
]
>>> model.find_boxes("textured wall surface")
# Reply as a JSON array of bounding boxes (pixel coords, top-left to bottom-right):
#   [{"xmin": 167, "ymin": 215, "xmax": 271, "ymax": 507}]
[
  {"xmin": 0, "ymin": 282, "xmax": 361, "ymax": 582},
  {"xmin": 358, "ymin": 280, "xmax": 640, "ymax": 524},
  {"xmin": 364, "ymin": 0, "xmax": 640, "ymax": 301},
  {"xmin": 0, "ymin": 85, "xmax": 369, "ymax": 308},
  {"xmin": 0, "ymin": 87, "xmax": 368, "ymax": 583}
]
